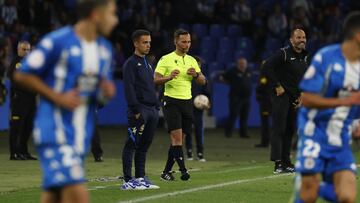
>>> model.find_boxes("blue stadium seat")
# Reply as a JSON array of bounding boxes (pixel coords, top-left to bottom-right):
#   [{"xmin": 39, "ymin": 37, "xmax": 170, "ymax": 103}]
[
  {"xmin": 208, "ymin": 62, "xmax": 224, "ymax": 74},
  {"xmin": 234, "ymin": 50, "xmax": 252, "ymax": 61},
  {"xmin": 209, "ymin": 24, "xmax": 225, "ymax": 38},
  {"xmin": 200, "ymin": 36, "xmax": 217, "ymax": 51},
  {"xmin": 200, "ymin": 49, "xmax": 215, "ymax": 64},
  {"xmin": 219, "ymin": 37, "xmax": 235, "ymax": 51},
  {"xmin": 236, "ymin": 37, "xmax": 254, "ymax": 58},
  {"xmin": 192, "ymin": 23, "xmax": 207, "ymax": 37},
  {"xmin": 265, "ymin": 37, "xmax": 282, "ymax": 52},
  {"xmin": 216, "ymin": 49, "xmax": 234, "ymax": 66},
  {"xmin": 178, "ymin": 23, "xmax": 190, "ymax": 31},
  {"xmin": 227, "ymin": 24, "xmax": 241, "ymax": 38}
]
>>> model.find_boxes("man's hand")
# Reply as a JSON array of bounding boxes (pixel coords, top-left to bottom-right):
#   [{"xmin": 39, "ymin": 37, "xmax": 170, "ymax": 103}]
[
  {"xmin": 134, "ymin": 113, "xmax": 141, "ymax": 119},
  {"xmin": 99, "ymin": 79, "xmax": 116, "ymax": 99},
  {"xmin": 169, "ymin": 69, "xmax": 180, "ymax": 79},
  {"xmin": 275, "ymin": 85, "xmax": 285, "ymax": 96},
  {"xmin": 55, "ymin": 89, "xmax": 81, "ymax": 111},
  {"xmin": 293, "ymin": 97, "xmax": 302, "ymax": 108},
  {"xmin": 187, "ymin": 67, "xmax": 197, "ymax": 77}
]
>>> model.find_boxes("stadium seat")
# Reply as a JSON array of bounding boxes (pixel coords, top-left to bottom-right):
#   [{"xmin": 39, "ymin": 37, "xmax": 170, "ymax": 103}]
[
  {"xmin": 236, "ymin": 37, "xmax": 254, "ymax": 53},
  {"xmin": 216, "ymin": 49, "xmax": 234, "ymax": 66},
  {"xmin": 227, "ymin": 24, "xmax": 241, "ymax": 38},
  {"xmin": 200, "ymin": 49, "xmax": 215, "ymax": 64},
  {"xmin": 178, "ymin": 23, "xmax": 190, "ymax": 31},
  {"xmin": 208, "ymin": 62, "xmax": 224, "ymax": 74},
  {"xmin": 200, "ymin": 36, "xmax": 217, "ymax": 51},
  {"xmin": 265, "ymin": 37, "xmax": 282, "ymax": 52},
  {"xmin": 192, "ymin": 23, "xmax": 207, "ymax": 37},
  {"xmin": 234, "ymin": 50, "xmax": 252, "ymax": 61},
  {"xmin": 218, "ymin": 37, "xmax": 235, "ymax": 51},
  {"xmin": 209, "ymin": 24, "xmax": 225, "ymax": 38}
]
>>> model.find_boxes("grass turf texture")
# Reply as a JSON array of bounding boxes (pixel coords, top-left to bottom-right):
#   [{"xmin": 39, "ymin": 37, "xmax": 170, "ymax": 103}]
[{"xmin": 0, "ymin": 127, "xmax": 359, "ymax": 203}]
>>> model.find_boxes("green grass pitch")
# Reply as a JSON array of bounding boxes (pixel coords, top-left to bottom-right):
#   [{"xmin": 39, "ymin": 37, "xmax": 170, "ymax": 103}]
[{"xmin": 0, "ymin": 127, "xmax": 359, "ymax": 203}]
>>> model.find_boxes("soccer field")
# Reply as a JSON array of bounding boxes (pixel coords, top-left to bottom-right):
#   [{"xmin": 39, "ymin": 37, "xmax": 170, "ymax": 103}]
[{"xmin": 0, "ymin": 127, "xmax": 359, "ymax": 203}]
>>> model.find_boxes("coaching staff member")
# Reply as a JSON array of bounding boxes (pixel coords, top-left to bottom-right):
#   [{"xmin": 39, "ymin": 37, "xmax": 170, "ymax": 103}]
[
  {"xmin": 264, "ymin": 28, "xmax": 309, "ymax": 173},
  {"xmin": 121, "ymin": 30, "xmax": 160, "ymax": 190},
  {"xmin": 8, "ymin": 41, "xmax": 37, "ymax": 160},
  {"xmin": 155, "ymin": 29, "xmax": 206, "ymax": 181}
]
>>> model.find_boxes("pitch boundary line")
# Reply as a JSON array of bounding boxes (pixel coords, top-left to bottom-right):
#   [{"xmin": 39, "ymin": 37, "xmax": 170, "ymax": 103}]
[{"xmin": 117, "ymin": 173, "xmax": 291, "ymax": 203}]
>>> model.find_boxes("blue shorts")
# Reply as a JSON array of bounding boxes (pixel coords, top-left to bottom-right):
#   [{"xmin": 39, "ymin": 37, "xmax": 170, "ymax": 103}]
[
  {"xmin": 37, "ymin": 144, "xmax": 86, "ymax": 190},
  {"xmin": 295, "ymin": 138, "xmax": 357, "ymax": 178}
]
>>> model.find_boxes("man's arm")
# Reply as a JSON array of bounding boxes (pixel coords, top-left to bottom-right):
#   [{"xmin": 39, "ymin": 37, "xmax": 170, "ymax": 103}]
[
  {"xmin": 301, "ymin": 92, "xmax": 360, "ymax": 109},
  {"xmin": 187, "ymin": 67, "xmax": 206, "ymax": 85},
  {"xmin": 123, "ymin": 62, "xmax": 142, "ymax": 115},
  {"xmin": 154, "ymin": 70, "xmax": 179, "ymax": 85},
  {"xmin": 263, "ymin": 50, "xmax": 285, "ymax": 95},
  {"xmin": 14, "ymin": 72, "xmax": 80, "ymax": 110}
]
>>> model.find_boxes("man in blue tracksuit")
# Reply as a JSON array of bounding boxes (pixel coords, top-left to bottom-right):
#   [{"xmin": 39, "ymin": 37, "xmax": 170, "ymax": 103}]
[{"xmin": 121, "ymin": 29, "xmax": 160, "ymax": 190}]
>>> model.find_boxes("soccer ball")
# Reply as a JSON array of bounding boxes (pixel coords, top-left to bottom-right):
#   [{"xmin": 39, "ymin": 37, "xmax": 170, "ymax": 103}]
[{"xmin": 193, "ymin": 94, "xmax": 209, "ymax": 110}]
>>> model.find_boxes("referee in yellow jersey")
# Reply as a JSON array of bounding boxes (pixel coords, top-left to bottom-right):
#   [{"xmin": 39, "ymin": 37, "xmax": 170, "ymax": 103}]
[{"xmin": 155, "ymin": 29, "xmax": 206, "ymax": 181}]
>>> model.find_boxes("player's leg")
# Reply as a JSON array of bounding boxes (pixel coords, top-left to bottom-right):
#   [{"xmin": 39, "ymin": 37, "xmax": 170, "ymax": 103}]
[
  {"xmin": 270, "ymin": 94, "xmax": 289, "ymax": 173},
  {"xmin": 61, "ymin": 184, "xmax": 89, "ymax": 203},
  {"xmin": 184, "ymin": 120, "xmax": 193, "ymax": 160},
  {"xmin": 40, "ymin": 191, "xmax": 59, "ymax": 203},
  {"xmin": 294, "ymin": 173, "xmax": 321, "ymax": 203},
  {"xmin": 21, "ymin": 105, "xmax": 37, "ymax": 160},
  {"xmin": 239, "ymin": 99, "xmax": 250, "ymax": 138},
  {"xmin": 333, "ymin": 170, "xmax": 357, "ymax": 203},
  {"xmin": 9, "ymin": 95, "xmax": 26, "ymax": 160},
  {"xmin": 318, "ymin": 180, "xmax": 337, "ymax": 202},
  {"xmin": 91, "ymin": 125, "xmax": 103, "ymax": 162},
  {"xmin": 193, "ymin": 108, "xmax": 205, "ymax": 161},
  {"xmin": 135, "ymin": 107, "xmax": 159, "ymax": 189}
]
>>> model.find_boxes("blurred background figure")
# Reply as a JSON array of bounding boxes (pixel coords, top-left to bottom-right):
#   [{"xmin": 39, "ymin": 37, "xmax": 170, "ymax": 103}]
[{"xmin": 220, "ymin": 57, "xmax": 252, "ymax": 139}]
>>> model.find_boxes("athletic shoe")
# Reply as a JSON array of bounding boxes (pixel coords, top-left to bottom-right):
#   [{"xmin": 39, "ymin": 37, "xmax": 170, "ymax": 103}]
[
  {"xmin": 24, "ymin": 154, "xmax": 38, "ymax": 160},
  {"xmin": 121, "ymin": 179, "xmax": 145, "ymax": 190},
  {"xmin": 180, "ymin": 171, "xmax": 190, "ymax": 181},
  {"xmin": 94, "ymin": 156, "xmax": 104, "ymax": 162},
  {"xmin": 160, "ymin": 172, "xmax": 175, "ymax": 181},
  {"xmin": 186, "ymin": 150, "xmax": 193, "ymax": 161},
  {"xmin": 137, "ymin": 177, "xmax": 160, "ymax": 189},
  {"xmin": 283, "ymin": 163, "xmax": 295, "ymax": 173},
  {"xmin": 273, "ymin": 161, "xmax": 283, "ymax": 174},
  {"xmin": 9, "ymin": 153, "xmax": 26, "ymax": 160},
  {"xmin": 197, "ymin": 153, "xmax": 206, "ymax": 162}
]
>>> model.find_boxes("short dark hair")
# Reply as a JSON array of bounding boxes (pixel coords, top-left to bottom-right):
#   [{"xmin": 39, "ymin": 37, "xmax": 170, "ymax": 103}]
[
  {"xmin": 343, "ymin": 11, "xmax": 360, "ymax": 40},
  {"xmin": 77, "ymin": 0, "xmax": 112, "ymax": 19},
  {"xmin": 290, "ymin": 27, "xmax": 305, "ymax": 37},
  {"xmin": 131, "ymin": 29, "xmax": 150, "ymax": 42},
  {"xmin": 174, "ymin": 29, "xmax": 190, "ymax": 39}
]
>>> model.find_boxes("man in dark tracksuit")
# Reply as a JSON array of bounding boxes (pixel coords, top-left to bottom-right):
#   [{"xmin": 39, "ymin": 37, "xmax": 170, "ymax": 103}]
[
  {"xmin": 255, "ymin": 61, "xmax": 271, "ymax": 148},
  {"xmin": 8, "ymin": 41, "xmax": 37, "ymax": 160},
  {"xmin": 263, "ymin": 29, "xmax": 309, "ymax": 173},
  {"xmin": 185, "ymin": 56, "xmax": 210, "ymax": 161},
  {"xmin": 221, "ymin": 57, "xmax": 252, "ymax": 138},
  {"xmin": 121, "ymin": 30, "xmax": 160, "ymax": 190}
]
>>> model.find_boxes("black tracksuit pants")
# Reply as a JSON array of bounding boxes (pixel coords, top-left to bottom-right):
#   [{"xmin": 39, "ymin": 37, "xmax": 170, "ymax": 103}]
[
  {"xmin": 270, "ymin": 93, "xmax": 297, "ymax": 163},
  {"xmin": 185, "ymin": 108, "xmax": 204, "ymax": 155},
  {"xmin": 225, "ymin": 97, "xmax": 250, "ymax": 137}
]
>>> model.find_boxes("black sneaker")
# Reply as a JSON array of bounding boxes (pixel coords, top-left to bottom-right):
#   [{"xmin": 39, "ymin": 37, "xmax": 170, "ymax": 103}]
[
  {"xmin": 197, "ymin": 153, "xmax": 206, "ymax": 162},
  {"xmin": 282, "ymin": 162, "xmax": 295, "ymax": 173},
  {"xmin": 273, "ymin": 161, "xmax": 283, "ymax": 174},
  {"xmin": 10, "ymin": 153, "xmax": 26, "ymax": 160},
  {"xmin": 94, "ymin": 156, "xmax": 104, "ymax": 162},
  {"xmin": 180, "ymin": 171, "xmax": 190, "ymax": 181},
  {"xmin": 160, "ymin": 172, "xmax": 175, "ymax": 181},
  {"xmin": 23, "ymin": 153, "xmax": 38, "ymax": 160},
  {"xmin": 186, "ymin": 150, "xmax": 193, "ymax": 161}
]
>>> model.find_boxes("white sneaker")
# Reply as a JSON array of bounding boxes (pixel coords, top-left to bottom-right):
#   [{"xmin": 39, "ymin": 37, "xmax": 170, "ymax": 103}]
[
  {"xmin": 120, "ymin": 179, "xmax": 146, "ymax": 190},
  {"xmin": 186, "ymin": 157, "xmax": 194, "ymax": 161},
  {"xmin": 198, "ymin": 158, "xmax": 206, "ymax": 162},
  {"xmin": 137, "ymin": 177, "xmax": 160, "ymax": 190}
]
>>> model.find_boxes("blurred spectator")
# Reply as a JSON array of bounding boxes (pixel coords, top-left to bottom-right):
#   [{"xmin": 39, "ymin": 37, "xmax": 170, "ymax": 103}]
[
  {"xmin": 1, "ymin": 0, "xmax": 17, "ymax": 28},
  {"xmin": 289, "ymin": 7, "xmax": 310, "ymax": 34},
  {"xmin": 230, "ymin": 0, "xmax": 251, "ymax": 24},
  {"xmin": 214, "ymin": 0, "xmax": 230, "ymax": 23},
  {"xmin": 160, "ymin": 1, "xmax": 176, "ymax": 31},
  {"xmin": 196, "ymin": 0, "xmax": 214, "ymax": 23},
  {"xmin": 267, "ymin": 4, "xmax": 287, "ymax": 40},
  {"xmin": 144, "ymin": 5, "xmax": 161, "ymax": 33}
]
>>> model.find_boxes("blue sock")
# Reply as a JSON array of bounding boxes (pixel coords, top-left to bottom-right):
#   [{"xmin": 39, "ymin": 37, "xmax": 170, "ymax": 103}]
[
  {"xmin": 318, "ymin": 182, "xmax": 338, "ymax": 202},
  {"xmin": 293, "ymin": 199, "xmax": 304, "ymax": 203}
]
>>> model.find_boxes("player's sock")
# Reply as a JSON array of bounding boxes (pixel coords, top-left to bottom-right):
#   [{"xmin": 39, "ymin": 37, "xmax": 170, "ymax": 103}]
[
  {"xmin": 293, "ymin": 198, "xmax": 304, "ymax": 203},
  {"xmin": 163, "ymin": 146, "xmax": 175, "ymax": 173},
  {"xmin": 173, "ymin": 145, "xmax": 187, "ymax": 172},
  {"xmin": 318, "ymin": 182, "xmax": 337, "ymax": 202}
]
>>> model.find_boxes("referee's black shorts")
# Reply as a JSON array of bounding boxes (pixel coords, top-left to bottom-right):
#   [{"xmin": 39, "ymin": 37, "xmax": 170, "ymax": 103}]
[{"xmin": 163, "ymin": 96, "xmax": 193, "ymax": 135}]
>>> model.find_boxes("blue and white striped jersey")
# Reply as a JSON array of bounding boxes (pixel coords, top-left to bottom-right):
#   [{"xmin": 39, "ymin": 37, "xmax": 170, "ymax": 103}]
[
  {"xmin": 298, "ymin": 44, "xmax": 360, "ymax": 150},
  {"xmin": 19, "ymin": 26, "xmax": 113, "ymax": 154}
]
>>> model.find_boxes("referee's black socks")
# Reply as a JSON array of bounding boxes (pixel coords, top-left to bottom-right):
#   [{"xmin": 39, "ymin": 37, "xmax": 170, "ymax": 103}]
[{"xmin": 172, "ymin": 145, "xmax": 187, "ymax": 172}]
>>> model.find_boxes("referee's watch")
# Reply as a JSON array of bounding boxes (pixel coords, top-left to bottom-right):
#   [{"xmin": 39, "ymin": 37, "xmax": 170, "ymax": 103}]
[{"xmin": 193, "ymin": 72, "xmax": 199, "ymax": 79}]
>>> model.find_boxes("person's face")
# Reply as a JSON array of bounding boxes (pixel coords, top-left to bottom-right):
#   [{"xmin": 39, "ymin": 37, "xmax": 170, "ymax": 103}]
[
  {"xmin": 237, "ymin": 58, "xmax": 247, "ymax": 71},
  {"xmin": 290, "ymin": 29, "xmax": 306, "ymax": 51},
  {"xmin": 175, "ymin": 34, "xmax": 191, "ymax": 54},
  {"xmin": 94, "ymin": 0, "xmax": 119, "ymax": 37},
  {"xmin": 134, "ymin": 35, "xmax": 151, "ymax": 55},
  {"xmin": 18, "ymin": 43, "xmax": 31, "ymax": 57}
]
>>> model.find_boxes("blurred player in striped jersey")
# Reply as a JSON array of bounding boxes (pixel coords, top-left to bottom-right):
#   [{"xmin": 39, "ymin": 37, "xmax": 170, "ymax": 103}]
[
  {"xmin": 293, "ymin": 11, "xmax": 360, "ymax": 203},
  {"xmin": 13, "ymin": 0, "xmax": 118, "ymax": 202}
]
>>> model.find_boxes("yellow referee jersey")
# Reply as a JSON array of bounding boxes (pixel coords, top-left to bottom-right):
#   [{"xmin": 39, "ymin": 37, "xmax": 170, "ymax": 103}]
[{"xmin": 155, "ymin": 52, "xmax": 201, "ymax": 100}]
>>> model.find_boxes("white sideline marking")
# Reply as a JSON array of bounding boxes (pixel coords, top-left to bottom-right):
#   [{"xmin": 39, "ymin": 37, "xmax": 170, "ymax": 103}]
[
  {"xmin": 212, "ymin": 166, "xmax": 266, "ymax": 174},
  {"xmin": 117, "ymin": 174, "xmax": 291, "ymax": 203}
]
